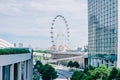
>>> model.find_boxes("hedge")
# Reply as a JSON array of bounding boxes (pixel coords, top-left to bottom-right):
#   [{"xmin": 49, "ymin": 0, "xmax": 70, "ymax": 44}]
[{"xmin": 0, "ymin": 48, "xmax": 30, "ymax": 55}]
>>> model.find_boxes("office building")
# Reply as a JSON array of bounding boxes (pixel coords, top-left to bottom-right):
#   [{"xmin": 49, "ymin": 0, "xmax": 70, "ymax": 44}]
[{"xmin": 88, "ymin": 0, "xmax": 120, "ymax": 67}]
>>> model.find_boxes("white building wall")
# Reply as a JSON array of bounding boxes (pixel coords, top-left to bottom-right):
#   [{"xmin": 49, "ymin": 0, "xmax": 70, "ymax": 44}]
[
  {"xmin": 10, "ymin": 64, "xmax": 14, "ymax": 80},
  {"xmin": 24, "ymin": 61, "xmax": 27, "ymax": 80},
  {"xmin": 0, "ymin": 39, "xmax": 14, "ymax": 48},
  {"xmin": 18, "ymin": 62, "xmax": 22, "ymax": 80},
  {"xmin": 27, "ymin": 60, "xmax": 30, "ymax": 80},
  {"xmin": 0, "ymin": 66, "xmax": 2, "ymax": 80},
  {"xmin": 0, "ymin": 53, "xmax": 33, "ymax": 80},
  {"xmin": 0, "ymin": 54, "xmax": 31, "ymax": 66},
  {"xmin": 117, "ymin": 0, "xmax": 120, "ymax": 68}
]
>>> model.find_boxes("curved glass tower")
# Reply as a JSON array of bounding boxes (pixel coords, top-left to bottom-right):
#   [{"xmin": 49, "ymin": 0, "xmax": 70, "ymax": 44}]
[{"xmin": 88, "ymin": 0, "xmax": 120, "ymax": 67}]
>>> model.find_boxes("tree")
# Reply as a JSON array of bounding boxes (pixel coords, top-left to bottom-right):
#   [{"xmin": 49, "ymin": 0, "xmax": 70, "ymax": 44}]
[
  {"xmin": 77, "ymin": 72, "xmax": 84, "ymax": 80},
  {"xmin": 34, "ymin": 61, "xmax": 43, "ymax": 73},
  {"xmin": 71, "ymin": 71, "xmax": 78, "ymax": 80},
  {"xmin": 71, "ymin": 71, "xmax": 85, "ymax": 80},
  {"xmin": 116, "ymin": 69, "xmax": 120, "ymax": 79},
  {"xmin": 83, "ymin": 48, "xmax": 88, "ymax": 52},
  {"xmin": 88, "ymin": 65, "xmax": 95, "ymax": 70},
  {"xmin": 67, "ymin": 61, "xmax": 74, "ymax": 67},
  {"xmin": 84, "ymin": 65, "xmax": 94, "ymax": 75},
  {"xmin": 73, "ymin": 61, "xmax": 80, "ymax": 68},
  {"xmin": 84, "ymin": 75, "xmax": 94, "ymax": 80},
  {"xmin": 90, "ymin": 64, "xmax": 109, "ymax": 80},
  {"xmin": 83, "ymin": 45, "xmax": 88, "ymax": 52},
  {"xmin": 41, "ymin": 64, "xmax": 58, "ymax": 80},
  {"xmin": 33, "ymin": 73, "xmax": 40, "ymax": 80},
  {"xmin": 108, "ymin": 67, "xmax": 118, "ymax": 80}
]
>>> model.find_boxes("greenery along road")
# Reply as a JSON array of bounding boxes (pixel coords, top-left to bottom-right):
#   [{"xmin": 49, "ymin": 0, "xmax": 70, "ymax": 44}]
[
  {"xmin": 71, "ymin": 64, "xmax": 120, "ymax": 80},
  {"xmin": 34, "ymin": 61, "xmax": 58, "ymax": 80}
]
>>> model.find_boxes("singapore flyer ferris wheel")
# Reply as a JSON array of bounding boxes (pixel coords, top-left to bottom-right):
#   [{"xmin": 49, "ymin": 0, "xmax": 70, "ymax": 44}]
[{"xmin": 50, "ymin": 15, "xmax": 70, "ymax": 51}]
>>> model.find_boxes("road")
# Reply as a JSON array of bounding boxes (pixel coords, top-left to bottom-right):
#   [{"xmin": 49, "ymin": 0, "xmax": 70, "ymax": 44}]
[
  {"xmin": 54, "ymin": 65, "xmax": 73, "ymax": 80},
  {"xmin": 57, "ymin": 69, "xmax": 72, "ymax": 79}
]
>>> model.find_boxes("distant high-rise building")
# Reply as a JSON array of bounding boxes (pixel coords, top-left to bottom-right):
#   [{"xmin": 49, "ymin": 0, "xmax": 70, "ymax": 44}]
[
  {"xmin": 18, "ymin": 43, "xmax": 23, "ymax": 48},
  {"xmin": 88, "ymin": 0, "xmax": 120, "ymax": 67}
]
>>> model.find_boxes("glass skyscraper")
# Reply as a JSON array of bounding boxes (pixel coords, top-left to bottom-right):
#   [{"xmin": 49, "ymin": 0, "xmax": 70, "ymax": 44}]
[{"xmin": 88, "ymin": 0, "xmax": 120, "ymax": 67}]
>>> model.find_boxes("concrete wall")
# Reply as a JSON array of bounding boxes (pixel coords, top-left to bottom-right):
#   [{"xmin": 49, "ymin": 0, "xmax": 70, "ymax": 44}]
[{"xmin": 0, "ymin": 53, "xmax": 31, "ymax": 66}]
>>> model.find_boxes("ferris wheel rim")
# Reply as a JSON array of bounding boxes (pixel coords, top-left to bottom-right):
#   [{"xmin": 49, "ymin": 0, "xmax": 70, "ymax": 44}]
[{"xmin": 50, "ymin": 15, "xmax": 70, "ymax": 50}]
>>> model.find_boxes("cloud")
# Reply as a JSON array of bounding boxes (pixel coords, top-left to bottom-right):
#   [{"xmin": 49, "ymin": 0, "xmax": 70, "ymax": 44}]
[
  {"xmin": 25, "ymin": 0, "xmax": 87, "ymax": 18},
  {"xmin": 0, "ymin": 3, "xmax": 24, "ymax": 15},
  {"xmin": 0, "ymin": 26, "xmax": 50, "ymax": 37},
  {"xmin": 0, "ymin": 0, "xmax": 87, "ymax": 16},
  {"xmin": 0, "ymin": 0, "xmax": 88, "ymax": 48}
]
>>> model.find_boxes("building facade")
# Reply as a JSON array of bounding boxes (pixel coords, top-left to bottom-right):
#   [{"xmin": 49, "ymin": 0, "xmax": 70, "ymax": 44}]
[
  {"xmin": 88, "ymin": 0, "xmax": 120, "ymax": 67},
  {"xmin": 0, "ymin": 48, "xmax": 33, "ymax": 80},
  {"xmin": 0, "ymin": 39, "xmax": 14, "ymax": 48}
]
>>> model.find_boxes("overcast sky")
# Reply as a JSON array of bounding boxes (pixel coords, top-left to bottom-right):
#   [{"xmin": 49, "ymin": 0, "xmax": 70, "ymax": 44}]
[{"xmin": 0, "ymin": 0, "xmax": 88, "ymax": 49}]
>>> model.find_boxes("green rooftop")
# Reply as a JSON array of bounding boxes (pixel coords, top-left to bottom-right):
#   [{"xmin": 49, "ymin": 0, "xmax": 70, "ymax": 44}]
[{"xmin": 0, "ymin": 48, "xmax": 30, "ymax": 55}]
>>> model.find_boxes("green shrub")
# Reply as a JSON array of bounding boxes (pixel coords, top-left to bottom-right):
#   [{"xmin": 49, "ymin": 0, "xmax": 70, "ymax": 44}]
[
  {"xmin": 71, "ymin": 71, "xmax": 85, "ymax": 80},
  {"xmin": 67, "ymin": 61, "xmax": 74, "ymax": 67},
  {"xmin": 41, "ymin": 64, "xmax": 58, "ymax": 80},
  {"xmin": 0, "ymin": 48, "xmax": 30, "ymax": 55}
]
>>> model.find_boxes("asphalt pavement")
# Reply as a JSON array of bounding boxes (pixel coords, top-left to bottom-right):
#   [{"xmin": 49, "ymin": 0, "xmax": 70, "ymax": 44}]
[{"xmin": 54, "ymin": 65, "xmax": 73, "ymax": 80}]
